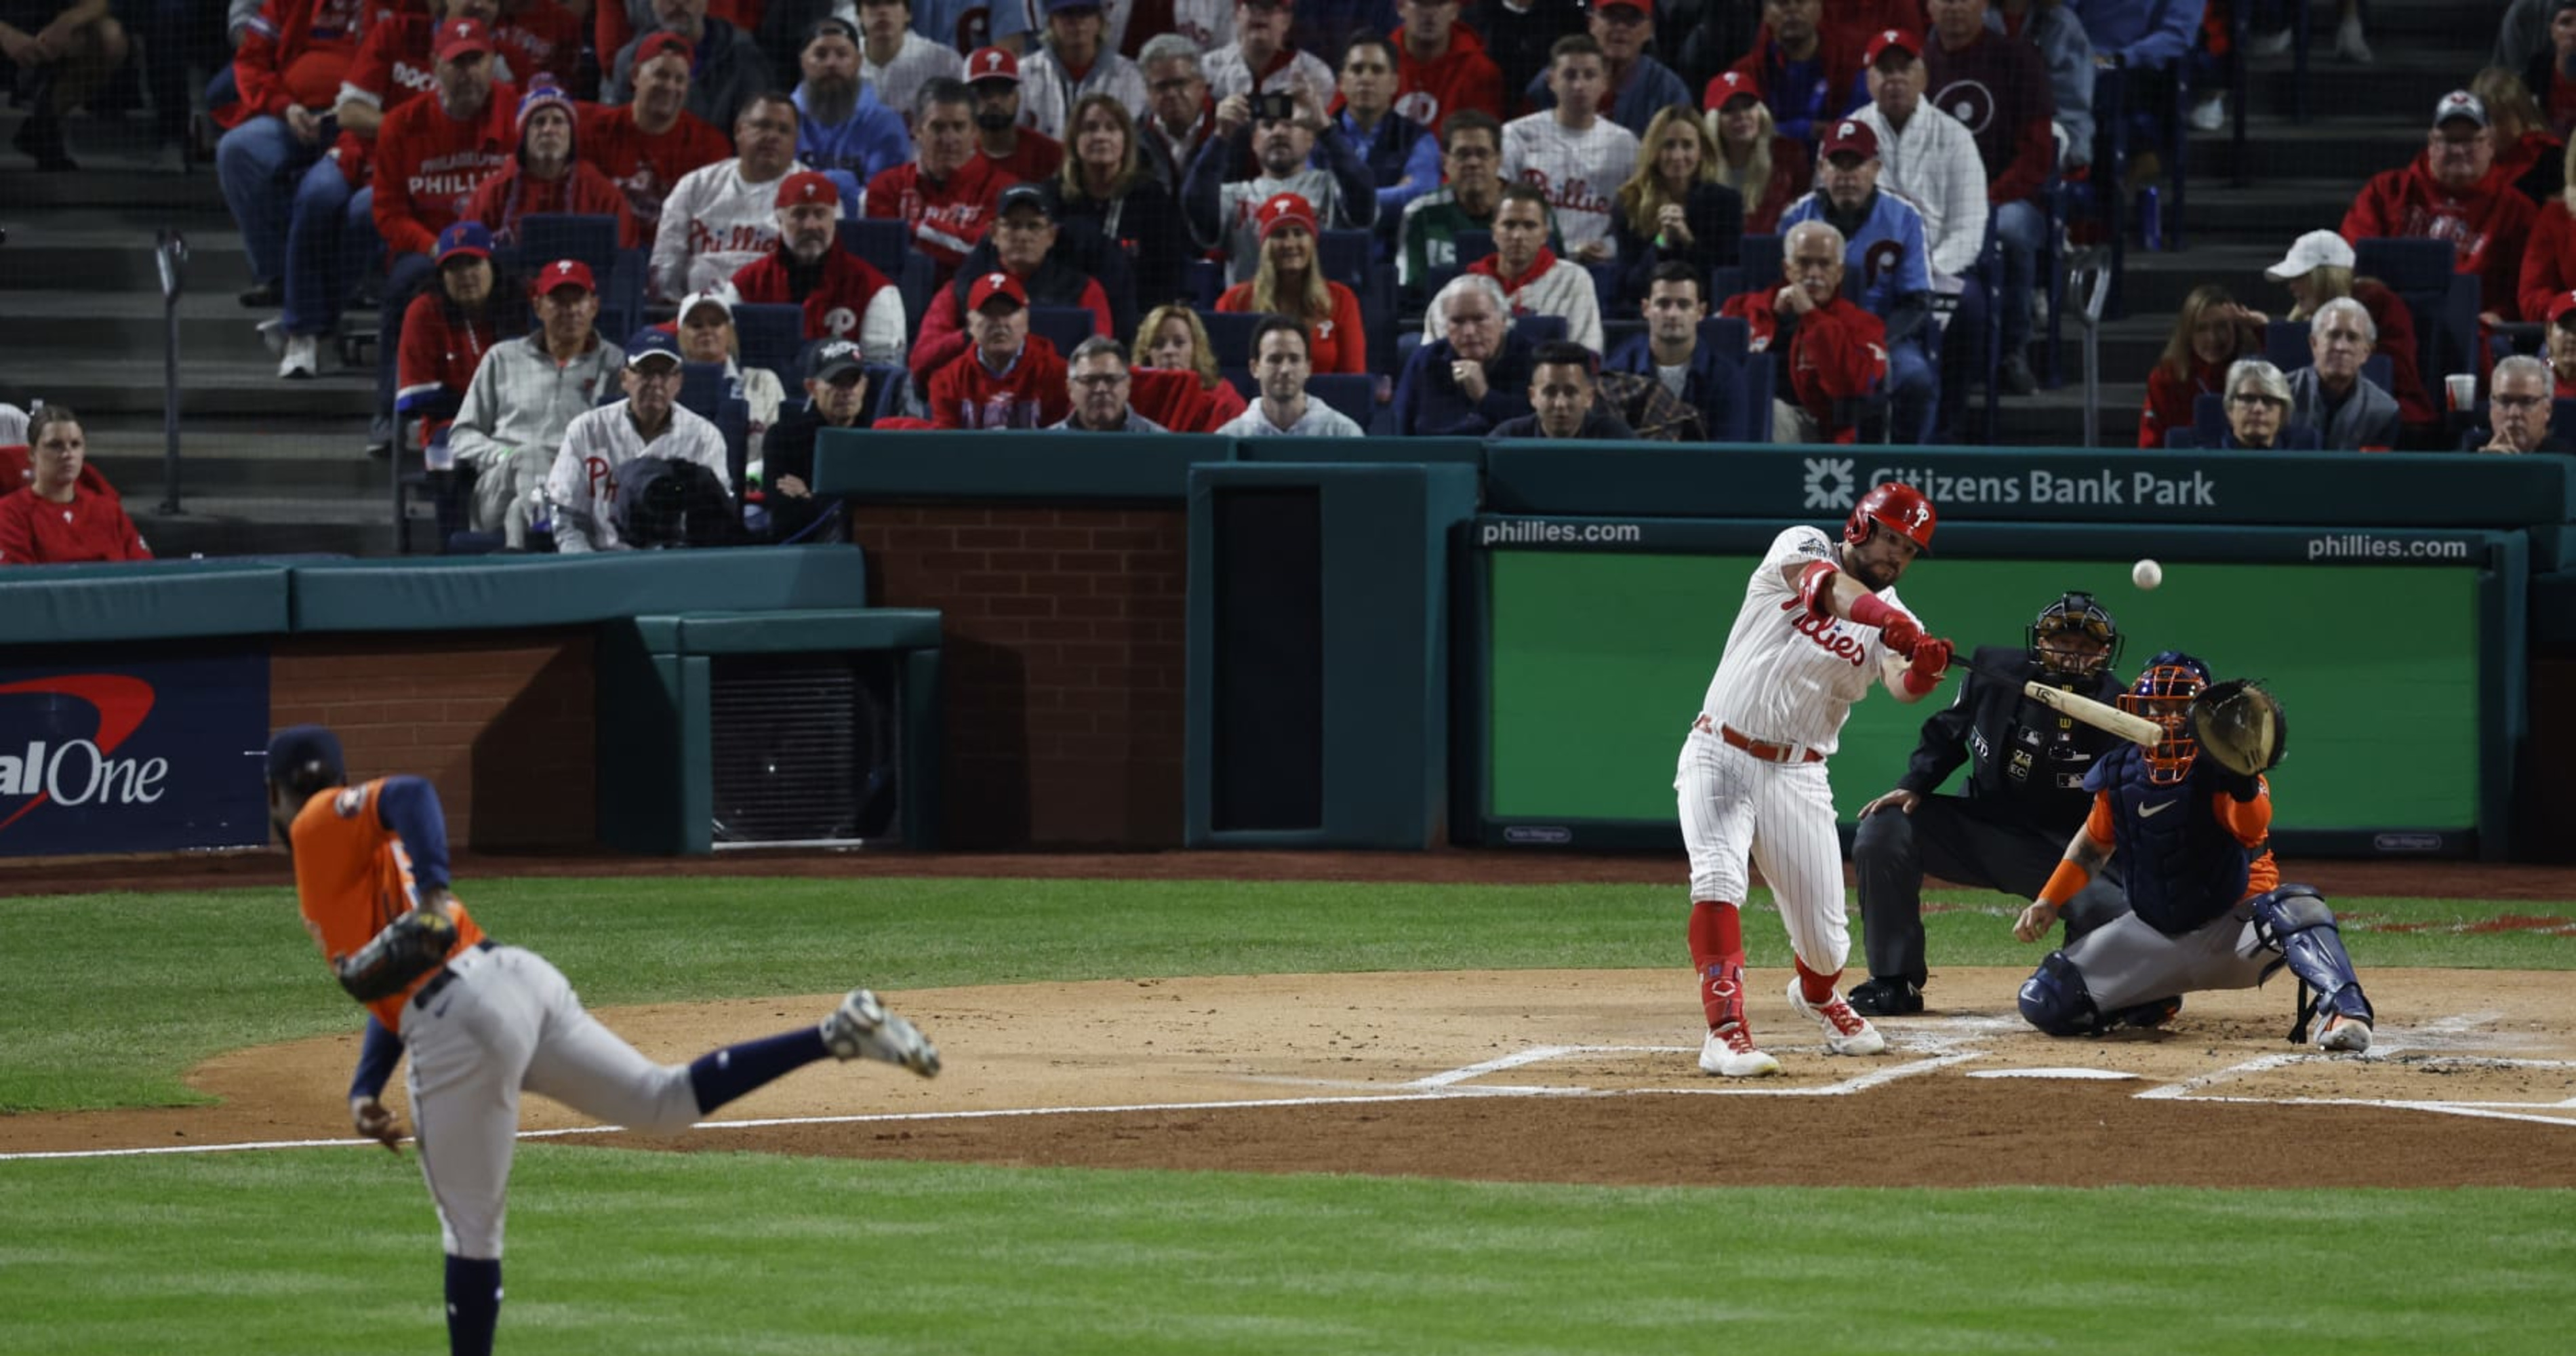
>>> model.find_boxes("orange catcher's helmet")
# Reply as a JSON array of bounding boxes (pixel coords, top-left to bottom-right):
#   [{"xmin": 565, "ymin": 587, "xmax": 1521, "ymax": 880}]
[
  {"xmin": 1845, "ymin": 481, "xmax": 1937, "ymax": 554},
  {"xmin": 2118, "ymin": 650, "xmax": 2213, "ymax": 784}
]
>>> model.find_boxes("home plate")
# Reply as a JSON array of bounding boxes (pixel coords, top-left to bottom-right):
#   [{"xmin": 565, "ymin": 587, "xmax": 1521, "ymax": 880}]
[{"xmin": 1968, "ymin": 1068, "xmax": 2138, "ymax": 1081}]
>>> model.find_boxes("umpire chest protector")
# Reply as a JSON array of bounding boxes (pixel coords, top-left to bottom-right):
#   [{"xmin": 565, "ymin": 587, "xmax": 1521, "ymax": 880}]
[
  {"xmin": 2092, "ymin": 745, "xmax": 2254, "ymax": 935},
  {"xmin": 1952, "ymin": 645, "xmax": 2123, "ymax": 835}
]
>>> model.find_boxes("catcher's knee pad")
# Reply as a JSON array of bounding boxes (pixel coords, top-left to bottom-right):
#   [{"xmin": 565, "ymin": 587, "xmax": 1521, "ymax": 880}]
[
  {"xmin": 2016, "ymin": 951, "xmax": 2102, "ymax": 1037},
  {"xmin": 2252, "ymin": 885, "xmax": 2373, "ymax": 1024}
]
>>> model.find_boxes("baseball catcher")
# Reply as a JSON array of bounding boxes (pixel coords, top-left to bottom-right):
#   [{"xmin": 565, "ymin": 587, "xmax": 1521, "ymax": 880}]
[
  {"xmin": 1849, "ymin": 591, "xmax": 2133, "ymax": 1015},
  {"xmin": 2008, "ymin": 654, "xmax": 2375, "ymax": 1052}
]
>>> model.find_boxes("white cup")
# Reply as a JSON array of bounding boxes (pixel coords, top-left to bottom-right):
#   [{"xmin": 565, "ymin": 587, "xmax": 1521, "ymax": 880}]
[{"xmin": 2446, "ymin": 374, "xmax": 2478, "ymax": 412}]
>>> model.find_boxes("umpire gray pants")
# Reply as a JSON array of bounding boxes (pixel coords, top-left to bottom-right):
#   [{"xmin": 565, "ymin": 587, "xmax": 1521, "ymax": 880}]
[{"xmin": 1852, "ymin": 795, "xmax": 2125, "ymax": 986}]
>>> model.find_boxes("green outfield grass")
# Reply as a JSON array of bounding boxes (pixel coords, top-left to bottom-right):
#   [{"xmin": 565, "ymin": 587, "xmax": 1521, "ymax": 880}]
[
  {"xmin": 3, "ymin": 1151, "xmax": 2571, "ymax": 1356},
  {"xmin": 2, "ymin": 877, "xmax": 2571, "ymax": 1113}
]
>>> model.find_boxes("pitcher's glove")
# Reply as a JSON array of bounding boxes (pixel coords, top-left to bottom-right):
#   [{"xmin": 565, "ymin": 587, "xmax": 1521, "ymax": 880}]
[
  {"xmin": 335, "ymin": 907, "xmax": 458, "ymax": 1003},
  {"xmin": 2190, "ymin": 678, "xmax": 2287, "ymax": 778}
]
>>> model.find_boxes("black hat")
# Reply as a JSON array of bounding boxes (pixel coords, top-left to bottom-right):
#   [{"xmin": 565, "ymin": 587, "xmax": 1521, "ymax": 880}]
[
  {"xmin": 265, "ymin": 725, "xmax": 346, "ymax": 786},
  {"xmin": 802, "ymin": 337, "xmax": 867, "ymax": 381}
]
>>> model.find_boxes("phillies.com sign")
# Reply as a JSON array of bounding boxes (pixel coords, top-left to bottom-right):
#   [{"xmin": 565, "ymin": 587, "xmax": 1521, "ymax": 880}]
[{"xmin": 0, "ymin": 653, "xmax": 270, "ymax": 856}]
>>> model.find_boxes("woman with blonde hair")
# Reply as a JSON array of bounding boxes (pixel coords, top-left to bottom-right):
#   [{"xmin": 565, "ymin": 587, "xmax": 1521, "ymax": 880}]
[
  {"xmin": 2474, "ymin": 66, "xmax": 2565, "ymax": 204},
  {"xmin": 1612, "ymin": 104, "xmax": 1744, "ymax": 302},
  {"xmin": 1047, "ymin": 92, "xmax": 1190, "ymax": 312},
  {"xmin": 1131, "ymin": 304, "xmax": 1250, "ymax": 431},
  {"xmin": 2139, "ymin": 284, "xmax": 2261, "ymax": 447},
  {"xmin": 1704, "ymin": 72, "xmax": 1809, "ymax": 235},
  {"xmin": 1213, "ymin": 193, "xmax": 1367, "ymax": 374}
]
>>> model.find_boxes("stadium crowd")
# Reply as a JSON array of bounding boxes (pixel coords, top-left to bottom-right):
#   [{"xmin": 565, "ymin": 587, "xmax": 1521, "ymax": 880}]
[{"xmin": 5, "ymin": 0, "xmax": 2575, "ymax": 561}]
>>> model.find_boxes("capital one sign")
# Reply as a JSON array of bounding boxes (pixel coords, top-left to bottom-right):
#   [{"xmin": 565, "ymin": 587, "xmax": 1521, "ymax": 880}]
[{"xmin": 0, "ymin": 654, "xmax": 269, "ymax": 856}]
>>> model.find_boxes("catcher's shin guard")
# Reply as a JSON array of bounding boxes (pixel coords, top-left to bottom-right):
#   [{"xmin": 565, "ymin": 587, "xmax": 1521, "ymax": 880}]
[
  {"xmin": 2015, "ymin": 951, "xmax": 2104, "ymax": 1036},
  {"xmin": 2251, "ymin": 885, "xmax": 2373, "ymax": 1041}
]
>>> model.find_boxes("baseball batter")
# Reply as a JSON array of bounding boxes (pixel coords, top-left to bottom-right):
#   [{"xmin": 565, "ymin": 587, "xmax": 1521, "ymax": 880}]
[
  {"xmin": 2009, "ymin": 654, "xmax": 2377, "ymax": 1052},
  {"xmin": 1677, "ymin": 481, "xmax": 1956, "ymax": 1077},
  {"xmin": 266, "ymin": 725, "xmax": 941, "ymax": 1356}
]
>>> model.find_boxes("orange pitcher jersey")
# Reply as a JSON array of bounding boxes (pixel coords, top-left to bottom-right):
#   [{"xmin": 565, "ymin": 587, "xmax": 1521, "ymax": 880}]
[{"xmin": 291, "ymin": 778, "xmax": 484, "ymax": 1033}]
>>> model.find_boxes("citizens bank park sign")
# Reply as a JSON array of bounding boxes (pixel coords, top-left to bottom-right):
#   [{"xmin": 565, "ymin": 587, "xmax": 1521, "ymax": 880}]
[
  {"xmin": 0, "ymin": 654, "xmax": 270, "ymax": 856},
  {"xmin": 1800, "ymin": 458, "xmax": 2216, "ymax": 512}
]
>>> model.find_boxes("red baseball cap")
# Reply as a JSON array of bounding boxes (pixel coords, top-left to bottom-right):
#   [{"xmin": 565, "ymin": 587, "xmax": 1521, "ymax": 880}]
[
  {"xmin": 1594, "ymin": 0, "xmax": 1651, "ymax": 14},
  {"xmin": 776, "ymin": 170, "xmax": 841, "ymax": 209},
  {"xmin": 1820, "ymin": 117, "xmax": 1878, "ymax": 161},
  {"xmin": 435, "ymin": 17, "xmax": 495, "ymax": 62},
  {"xmin": 2549, "ymin": 291, "xmax": 2576, "ymax": 326},
  {"xmin": 967, "ymin": 271, "xmax": 1028, "ymax": 311},
  {"xmin": 635, "ymin": 31, "xmax": 694, "ymax": 67},
  {"xmin": 534, "ymin": 258, "xmax": 596, "ymax": 295},
  {"xmin": 1255, "ymin": 191, "xmax": 1318, "ymax": 241},
  {"xmin": 965, "ymin": 47, "xmax": 1019, "ymax": 83},
  {"xmin": 1707, "ymin": 69, "xmax": 1761, "ymax": 108},
  {"xmin": 1864, "ymin": 28, "xmax": 1920, "ymax": 65}
]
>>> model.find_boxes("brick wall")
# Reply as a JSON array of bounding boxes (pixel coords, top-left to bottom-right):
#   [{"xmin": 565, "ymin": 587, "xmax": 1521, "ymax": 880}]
[
  {"xmin": 852, "ymin": 506, "xmax": 1188, "ymax": 848},
  {"xmin": 270, "ymin": 633, "xmax": 597, "ymax": 850}
]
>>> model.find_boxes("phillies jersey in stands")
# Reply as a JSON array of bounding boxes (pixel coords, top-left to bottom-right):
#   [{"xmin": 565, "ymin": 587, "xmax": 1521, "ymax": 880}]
[
  {"xmin": 651, "ymin": 157, "xmax": 811, "ymax": 301},
  {"xmin": 578, "ymin": 102, "xmax": 736, "ymax": 230},
  {"xmin": 0, "ymin": 486, "xmax": 152, "ymax": 564},
  {"xmin": 864, "ymin": 156, "xmax": 1010, "ymax": 279},
  {"xmin": 731, "ymin": 246, "xmax": 906, "ymax": 360},
  {"xmin": 1779, "ymin": 189, "xmax": 1932, "ymax": 318},
  {"xmin": 1389, "ymin": 21, "xmax": 1504, "ymax": 127},
  {"xmin": 1500, "ymin": 113, "xmax": 1637, "ymax": 258},
  {"xmin": 927, "ymin": 335, "xmax": 1072, "ymax": 428},
  {"xmin": 371, "ymin": 83, "xmax": 519, "ymax": 256}
]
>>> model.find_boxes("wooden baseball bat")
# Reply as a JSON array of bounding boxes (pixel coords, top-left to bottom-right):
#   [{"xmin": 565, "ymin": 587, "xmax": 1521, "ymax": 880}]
[{"xmin": 1959, "ymin": 654, "xmax": 2165, "ymax": 749}]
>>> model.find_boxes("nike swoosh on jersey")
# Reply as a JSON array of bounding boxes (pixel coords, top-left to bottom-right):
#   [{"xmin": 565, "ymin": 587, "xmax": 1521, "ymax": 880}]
[{"xmin": 2139, "ymin": 799, "xmax": 2179, "ymax": 818}]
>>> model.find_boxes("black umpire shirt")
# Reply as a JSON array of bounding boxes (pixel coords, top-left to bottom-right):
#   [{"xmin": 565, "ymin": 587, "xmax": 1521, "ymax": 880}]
[{"xmin": 1891, "ymin": 643, "xmax": 2128, "ymax": 837}]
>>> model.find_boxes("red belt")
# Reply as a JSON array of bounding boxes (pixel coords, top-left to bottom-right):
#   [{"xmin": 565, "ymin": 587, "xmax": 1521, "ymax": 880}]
[{"xmin": 1697, "ymin": 715, "xmax": 1823, "ymax": 763}]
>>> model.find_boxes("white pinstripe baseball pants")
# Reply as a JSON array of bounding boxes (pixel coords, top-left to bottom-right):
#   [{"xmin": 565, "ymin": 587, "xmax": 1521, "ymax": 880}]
[{"xmin": 1674, "ymin": 727, "xmax": 1852, "ymax": 977}]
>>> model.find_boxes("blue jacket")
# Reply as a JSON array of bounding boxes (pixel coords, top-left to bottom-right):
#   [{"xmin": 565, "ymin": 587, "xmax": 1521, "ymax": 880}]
[
  {"xmin": 1605, "ymin": 329, "xmax": 1751, "ymax": 443},
  {"xmin": 2067, "ymin": 0, "xmax": 2205, "ymax": 71},
  {"xmin": 1523, "ymin": 54, "xmax": 1694, "ymax": 140},
  {"xmin": 1393, "ymin": 332, "xmax": 1539, "ymax": 436},
  {"xmin": 792, "ymin": 84, "xmax": 914, "ymax": 188},
  {"xmin": 1330, "ymin": 109, "xmax": 1442, "ymax": 236},
  {"xmin": 1778, "ymin": 189, "xmax": 1931, "ymax": 329}
]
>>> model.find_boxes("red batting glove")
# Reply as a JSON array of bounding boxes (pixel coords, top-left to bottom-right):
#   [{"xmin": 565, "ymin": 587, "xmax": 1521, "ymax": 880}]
[
  {"xmin": 1877, "ymin": 612, "xmax": 1922, "ymax": 658},
  {"xmin": 1902, "ymin": 637, "xmax": 1953, "ymax": 695},
  {"xmin": 1796, "ymin": 559, "xmax": 1839, "ymax": 618}
]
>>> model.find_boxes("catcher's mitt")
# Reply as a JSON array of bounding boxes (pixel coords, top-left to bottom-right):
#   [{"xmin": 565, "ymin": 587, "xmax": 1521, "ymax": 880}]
[{"xmin": 2190, "ymin": 678, "xmax": 2287, "ymax": 777}]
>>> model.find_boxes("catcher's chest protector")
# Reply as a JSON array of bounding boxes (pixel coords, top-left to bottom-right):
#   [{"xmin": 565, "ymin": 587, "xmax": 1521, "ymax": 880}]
[{"xmin": 2103, "ymin": 746, "xmax": 2253, "ymax": 935}]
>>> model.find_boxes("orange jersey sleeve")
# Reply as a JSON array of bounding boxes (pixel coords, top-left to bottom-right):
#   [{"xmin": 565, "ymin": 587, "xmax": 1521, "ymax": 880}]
[
  {"xmin": 291, "ymin": 779, "xmax": 483, "ymax": 1032},
  {"xmin": 2214, "ymin": 776, "xmax": 2280, "ymax": 899},
  {"xmin": 2082, "ymin": 789, "xmax": 2116, "ymax": 850}
]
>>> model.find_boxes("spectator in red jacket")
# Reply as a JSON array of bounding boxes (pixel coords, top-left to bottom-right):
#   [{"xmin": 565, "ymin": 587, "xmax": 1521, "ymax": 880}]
[
  {"xmin": 218, "ymin": 0, "xmax": 369, "ymax": 307},
  {"xmin": 966, "ymin": 45, "xmax": 1065, "ymax": 182},
  {"xmin": 927, "ymin": 271, "xmax": 1074, "ymax": 428},
  {"xmin": 1707, "ymin": 71, "xmax": 1811, "ymax": 235},
  {"xmin": 2136, "ymin": 282, "xmax": 2261, "ymax": 449},
  {"xmin": 865, "ymin": 78, "xmax": 1009, "ymax": 285},
  {"xmin": 2548, "ymin": 291, "xmax": 2576, "ymax": 397},
  {"xmin": 1392, "ymin": 0, "xmax": 1504, "ymax": 128},
  {"xmin": 1717, "ymin": 0, "xmax": 1861, "ymax": 146},
  {"xmin": 0, "ymin": 407, "xmax": 150, "ymax": 565},
  {"xmin": 397, "ymin": 220, "xmax": 526, "ymax": 456},
  {"xmin": 579, "ymin": 31, "xmax": 737, "ymax": 229},
  {"xmin": 466, "ymin": 83, "xmax": 643, "ymax": 249},
  {"xmin": 1719, "ymin": 218, "xmax": 1888, "ymax": 443},
  {"xmin": 909, "ymin": 182, "xmax": 1112, "ymax": 384},
  {"xmin": 0, "ymin": 0, "xmax": 130, "ymax": 169},
  {"xmin": 731, "ymin": 170, "xmax": 906, "ymax": 358},
  {"xmin": 371, "ymin": 18, "xmax": 517, "ymax": 420},
  {"xmin": 1215, "ymin": 192, "xmax": 1369, "ymax": 374},
  {"xmin": 2342, "ymin": 89, "xmax": 2539, "ymax": 325}
]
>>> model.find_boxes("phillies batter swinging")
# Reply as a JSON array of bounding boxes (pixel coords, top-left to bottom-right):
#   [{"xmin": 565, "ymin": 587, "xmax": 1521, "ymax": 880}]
[
  {"xmin": 1677, "ymin": 482, "xmax": 1955, "ymax": 1077},
  {"xmin": 267, "ymin": 725, "xmax": 940, "ymax": 1356}
]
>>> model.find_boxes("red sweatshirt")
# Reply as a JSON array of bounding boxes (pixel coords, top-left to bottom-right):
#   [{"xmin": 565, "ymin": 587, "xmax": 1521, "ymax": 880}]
[
  {"xmin": 395, "ymin": 290, "xmax": 502, "ymax": 445},
  {"xmin": 2519, "ymin": 197, "xmax": 2576, "ymax": 324},
  {"xmin": 0, "ymin": 487, "xmax": 150, "ymax": 564},
  {"xmin": 374, "ymin": 83, "xmax": 519, "ymax": 256},
  {"xmin": 578, "ymin": 102, "xmax": 737, "ymax": 231},
  {"xmin": 731, "ymin": 246, "xmax": 899, "ymax": 340},
  {"xmin": 2137, "ymin": 355, "xmax": 2227, "ymax": 448},
  {"xmin": 1388, "ymin": 22, "xmax": 1506, "ymax": 127},
  {"xmin": 2341, "ymin": 155, "xmax": 2539, "ymax": 318},
  {"xmin": 982, "ymin": 132, "xmax": 1065, "ymax": 186},
  {"xmin": 1216, "ymin": 279, "xmax": 1368, "ymax": 374},
  {"xmin": 327, "ymin": 10, "xmax": 432, "ymax": 184},
  {"xmin": 864, "ymin": 157, "xmax": 1010, "ymax": 281},
  {"xmin": 927, "ymin": 336, "xmax": 1073, "ymax": 429},
  {"xmin": 910, "ymin": 265, "xmax": 1112, "ymax": 385},
  {"xmin": 1720, "ymin": 290, "xmax": 1886, "ymax": 443},
  {"xmin": 466, "ymin": 159, "xmax": 643, "ymax": 248},
  {"xmin": 2354, "ymin": 278, "xmax": 2435, "ymax": 427},
  {"xmin": 223, "ymin": 0, "xmax": 367, "ymax": 129}
]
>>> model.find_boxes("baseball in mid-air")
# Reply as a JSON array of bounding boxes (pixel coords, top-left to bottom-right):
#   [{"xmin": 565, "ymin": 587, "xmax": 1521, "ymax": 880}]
[{"xmin": 2132, "ymin": 559, "xmax": 2163, "ymax": 591}]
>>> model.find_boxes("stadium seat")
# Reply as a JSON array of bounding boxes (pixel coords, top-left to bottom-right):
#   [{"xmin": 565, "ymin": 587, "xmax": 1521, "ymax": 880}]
[
  {"xmin": 678, "ymin": 361, "xmax": 731, "ymax": 420},
  {"xmin": 519, "ymin": 214, "xmax": 621, "ymax": 279},
  {"xmin": 732, "ymin": 302, "xmax": 805, "ymax": 379},
  {"xmin": 1185, "ymin": 259, "xmax": 1226, "ymax": 310},
  {"xmin": 2553, "ymin": 397, "xmax": 2576, "ymax": 445},
  {"xmin": 1319, "ymin": 229, "xmax": 1371, "ymax": 292},
  {"xmin": 1308, "ymin": 372, "xmax": 1374, "ymax": 427},
  {"xmin": 1510, "ymin": 314, "xmax": 1567, "ymax": 346},
  {"xmin": 1453, "ymin": 230, "xmax": 1493, "ymax": 266},
  {"xmin": 837, "ymin": 218, "xmax": 908, "ymax": 277},
  {"xmin": 1739, "ymin": 234, "xmax": 1782, "ymax": 294},
  {"xmin": 1198, "ymin": 309, "xmax": 1265, "ymax": 368},
  {"xmin": 1222, "ymin": 365, "xmax": 1255, "ymax": 400},
  {"xmin": 2355, "ymin": 238, "xmax": 2477, "ymax": 394},
  {"xmin": 1027, "ymin": 305, "xmax": 1102, "ymax": 361}
]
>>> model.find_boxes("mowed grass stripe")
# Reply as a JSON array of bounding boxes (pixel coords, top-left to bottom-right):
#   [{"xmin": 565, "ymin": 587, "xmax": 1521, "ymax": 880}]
[{"xmin": 1, "ymin": 877, "xmax": 2570, "ymax": 1111}]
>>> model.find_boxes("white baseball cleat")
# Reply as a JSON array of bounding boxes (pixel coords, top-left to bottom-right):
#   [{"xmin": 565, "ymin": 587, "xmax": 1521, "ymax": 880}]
[
  {"xmin": 1786, "ymin": 980, "xmax": 1887, "ymax": 1056},
  {"xmin": 1699, "ymin": 1022, "xmax": 1782, "ymax": 1078},
  {"xmin": 822, "ymin": 989, "xmax": 942, "ymax": 1077},
  {"xmin": 2316, "ymin": 1014, "xmax": 2372, "ymax": 1054}
]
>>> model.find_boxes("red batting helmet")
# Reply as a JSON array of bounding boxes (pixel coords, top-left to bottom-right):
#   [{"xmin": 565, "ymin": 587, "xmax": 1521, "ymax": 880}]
[{"xmin": 1844, "ymin": 481, "xmax": 1936, "ymax": 554}]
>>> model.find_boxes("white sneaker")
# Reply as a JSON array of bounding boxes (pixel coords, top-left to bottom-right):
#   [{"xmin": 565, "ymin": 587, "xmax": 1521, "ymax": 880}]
[
  {"xmin": 2335, "ymin": 15, "xmax": 2372, "ymax": 64},
  {"xmin": 256, "ymin": 315, "xmax": 287, "ymax": 356},
  {"xmin": 278, "ymin": 332, "xmax": 319, "ymax": 379},
  {"xmin": 2187, "ymin": 94, "xmax": 2226, "ymax": 133},
  {"xmin": 1699, "ymin": 1022, "xmax": 1782, "ymax": 1078},
  {"xmin": 2316, "ymin": 1014, "xmax": 2373, "ymax": 1053},
  {"xmin": 2245, "ymin": 27, "xmax": 2292, "ymax": 58},
  {"xmin": 1786, "ymin": 978, "xmax": 1887, "ymax": 1056}
]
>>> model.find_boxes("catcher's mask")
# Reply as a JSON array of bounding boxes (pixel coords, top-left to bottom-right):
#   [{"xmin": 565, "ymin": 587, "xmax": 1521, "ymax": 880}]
[
  {"xmin": 2028, "ymin": 591, "xmax": 2122, "ymax": 680},
  {"xmin": 2118, "ymin": 651, "xmax": 2211, "ymax": 784}
]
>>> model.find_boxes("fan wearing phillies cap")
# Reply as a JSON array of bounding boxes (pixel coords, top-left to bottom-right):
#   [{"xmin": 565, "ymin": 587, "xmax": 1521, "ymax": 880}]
[
  {"xmin": 925, "ymin": 271, "xmax": 1076, "ymax": 428},
  {"xmin": 965, "ymin": 46, "xmax": 1068, "ymax": 182},
  {"xmin": 1780, "ymin": 117, "xmax": 1939, "ymax": 442},
  {"xmin": 1714, "ymin": 0, "xmax": 1866, "ymax": 146},
  {"xmin": 907, "ymin": 182, "xmax": 1116, "ymax": 386},
  {"xmin": 757, "ymin": 338, "xmax": 878, "ymax": 543},
  {"xmin": 607, "ymin": 0, "xmax": 773, "ymax": 131},
  {"xmin": 465, "ymin": 83, "xmax": 643, "ymax": 251},
  {"xmin": 1849, "ymin": 28, "xmax": 1987, "ymax": 292},
  {"xmin": 1215, "ymin": 193, "xmax": 1369, "ymax": 374},
  {"xmin": 730, "ymin": 170, "xmax": 908, "ymax": 360},
  {"xmin": 1517, "ymin": 0, "xmax": 1690, "ymax": 140},
  {"xmin": 1706, "ymin": 70, "xmax": 1813, "ymax": 235},
  {"xmin": 447, "ymin": 259, "xmax": 625, "ymax": 549},
  {"xmin": 2343, "ymin": 90, "xmax": 2537, "ymax": 326},
  {"xmin": 395, "ymin": 222, "xmax": 524, "ymax": 460},
  {"xmin": 651, "ymin": 92, "xmax": 812, "ymax": 301}
]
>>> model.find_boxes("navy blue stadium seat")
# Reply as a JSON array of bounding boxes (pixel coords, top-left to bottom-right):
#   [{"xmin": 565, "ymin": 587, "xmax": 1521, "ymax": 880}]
[
  {"xmin": 1510, "ymin": 314, "xmax": 1567, "ymax": 347},
  {"xmin": 2355, "ymin": 238, "xmax": 2478, "ymax": 397},
  {"xmin": 1319, "ymin": 228, "xmax": 1371, "ymax": 292},
  {"xmin": 1028, "ymin": 305, "xmax": 1102, "ymax": 361},
  {"xmin": 518, "ymin": 214, "xmax": 620, "ymax": 279},
  {"xmin": 1307, "ymin": 373, "xmax": 1374, "ymax": 427},
  {"xmin": 837, "ymin": 217, "xmax": 908, "ymax": 277},
  {"xmin": 1453, "ymin": 230, "xmax": 1493, "ymax": 266},
  {"xmin": 732, "ymin": 302, "xmax": 805, "ymax": 379},
  {"xmin": 1198, "ymin": 309, "xmax": 1266, "ymax": 368}
]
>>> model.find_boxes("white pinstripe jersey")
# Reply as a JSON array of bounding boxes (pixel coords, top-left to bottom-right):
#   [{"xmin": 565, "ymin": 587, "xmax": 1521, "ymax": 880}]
[{"xmin": 1699, "ymin": 525, "xmax": 1917, "ymax": 755}]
